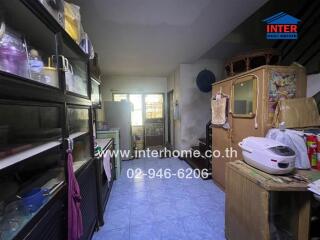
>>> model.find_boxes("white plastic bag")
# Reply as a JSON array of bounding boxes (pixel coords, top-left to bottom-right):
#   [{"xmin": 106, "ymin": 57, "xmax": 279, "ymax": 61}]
[{"xmin": 266, "ymin": 128, "xmax": 311, "ymax": 169}]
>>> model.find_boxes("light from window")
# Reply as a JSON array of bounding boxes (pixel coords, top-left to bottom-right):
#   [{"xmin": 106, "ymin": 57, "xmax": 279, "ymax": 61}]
[
  {"xmin": 145, "ymin": 94, "xmax": 163, "ymax": 119},
  {"xmin": 129, "ymin": 94, "xmax": 143, "ymax": 126},
  {"xmin": 113, "ymin": 94, "xmax": 128, "ymax": 102}
]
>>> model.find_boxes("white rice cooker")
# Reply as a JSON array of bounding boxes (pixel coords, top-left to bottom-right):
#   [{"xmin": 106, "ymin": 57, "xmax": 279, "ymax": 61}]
[{"xmin": 238, "ymin": 137, "xmax": 296, "ymax": 175}]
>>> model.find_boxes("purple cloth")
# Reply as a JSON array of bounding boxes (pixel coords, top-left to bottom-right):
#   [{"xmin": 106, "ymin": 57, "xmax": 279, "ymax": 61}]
[{"xmin": 67, "ymin": 150, "xmax": 83, "ymax": 240}]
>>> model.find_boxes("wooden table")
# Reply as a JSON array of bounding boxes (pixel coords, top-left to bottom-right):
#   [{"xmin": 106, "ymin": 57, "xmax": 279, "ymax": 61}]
[{"xmin": 225, "ymin": 161, "xmax": 320, "ymax": 240}]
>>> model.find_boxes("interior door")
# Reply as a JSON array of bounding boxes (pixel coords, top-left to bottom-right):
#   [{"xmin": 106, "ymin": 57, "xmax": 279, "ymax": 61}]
[{"xmin": 144, "ymin": 94, "xmax": 165, "ymax": 148}]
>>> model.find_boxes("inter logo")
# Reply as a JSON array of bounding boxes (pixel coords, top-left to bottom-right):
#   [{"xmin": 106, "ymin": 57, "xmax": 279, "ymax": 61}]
[{"xmin": 263, "ymin": 12, "xmax": 300, "ymax": 40}]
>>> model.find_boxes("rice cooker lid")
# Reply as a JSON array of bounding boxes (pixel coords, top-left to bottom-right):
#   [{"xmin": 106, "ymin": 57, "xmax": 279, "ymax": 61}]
[
  {"xmin": 268, "ymin": 146, "xmax": 295, "ymax": 156},
  {"xmin": 242, "ymin": 137, "xmax": 283, "ymax": 149},
  {"xmin": 242, "ymin": 137, "xmax": 295, "ymax": 156}
]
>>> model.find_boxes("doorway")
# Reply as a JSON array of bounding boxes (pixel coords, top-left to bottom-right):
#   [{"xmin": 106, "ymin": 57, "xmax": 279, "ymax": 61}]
[
  {"xmin": 144, "ymin": 94, "xmax": 165, "ymax": 149},
  {"xmin": 112, "ymin": 93, "xmax": 165, "ymax": 150}
]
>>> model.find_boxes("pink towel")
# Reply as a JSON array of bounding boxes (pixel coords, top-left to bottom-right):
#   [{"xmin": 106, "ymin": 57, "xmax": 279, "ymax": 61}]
[
  {"xmin": 67, "ymin": 150, "xmax": 83, "ymax": 240},
  {"xmin": 103, "ymin": 150, "xmax": 112, "ymax": 182}
]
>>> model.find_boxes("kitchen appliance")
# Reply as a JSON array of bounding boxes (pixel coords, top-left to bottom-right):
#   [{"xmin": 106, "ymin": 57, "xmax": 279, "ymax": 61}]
[
  {"xmin": 103, "ymin": 101, "xmax": 132, "ymax": 159},
  {"xmin": 239, "ymin": 137, "xmax": 296, "ymax": 175},
  {"xmin": 266, "ymin": 127, "xmax": 310, "ymax": 169}
]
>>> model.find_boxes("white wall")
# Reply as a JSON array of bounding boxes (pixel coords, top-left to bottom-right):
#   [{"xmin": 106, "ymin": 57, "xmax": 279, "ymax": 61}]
[
  {"xmin": 100, "ymin": 76, "xmax": 167, "ymax": 101},
  {"xmin": 167, "ymin": 67, "xmax": 182, "ymax": 149},
  {"xmin": 168, "ymin": 59, "xmax": 223, "ymax": 150},
  {"xmin": 307, "ymin": 73, "xmax": 320, "ymax": 97}
]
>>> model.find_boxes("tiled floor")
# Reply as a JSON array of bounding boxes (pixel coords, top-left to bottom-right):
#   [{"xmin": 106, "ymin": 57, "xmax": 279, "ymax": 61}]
[{"xmin": 92, "ymin": 157, "xmax": 225, "ymax": 240}]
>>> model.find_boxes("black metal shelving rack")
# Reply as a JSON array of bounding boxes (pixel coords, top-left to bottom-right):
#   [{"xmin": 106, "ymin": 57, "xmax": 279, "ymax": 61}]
[{"xmin": 0, "ymin": 1, "xmax": 100, "ymax": 239}]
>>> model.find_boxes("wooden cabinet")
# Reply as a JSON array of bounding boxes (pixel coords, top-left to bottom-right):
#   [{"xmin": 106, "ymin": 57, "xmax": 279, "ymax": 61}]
[
  {"xmin": 212, "ymin": 65, "xmax": 306, "ymax": 189},
  {"xmin": 226, "ymin": 161, "xmax": 315, "ymax": 240}
]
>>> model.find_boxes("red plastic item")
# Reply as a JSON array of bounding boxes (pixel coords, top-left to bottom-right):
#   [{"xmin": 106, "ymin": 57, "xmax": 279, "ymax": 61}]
[
  {"xmin": 306, "ymin": 135, "xmax": 318, "ymax": 169},
  {"xmin": 317, "ymin": 135, "xmax": 320, "ymax": 170}
]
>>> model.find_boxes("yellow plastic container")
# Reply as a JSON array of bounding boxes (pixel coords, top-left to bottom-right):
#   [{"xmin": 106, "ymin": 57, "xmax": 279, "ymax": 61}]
[{"xmin": 64, "ymin": 2, "xmax": 81, "ymax": 43}]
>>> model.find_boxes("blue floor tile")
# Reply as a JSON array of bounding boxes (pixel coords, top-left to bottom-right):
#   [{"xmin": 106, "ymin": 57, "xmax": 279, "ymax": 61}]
[
  {"xmin": 106, "ymin": 193, "xmax": 131, "ymax": 211},
  {"xmin": 148, "ymin": 189, "xmax": 173, "ymax": 204},
  {"xmin": 92, "ymin": 227, "xmax": 130, "ymax": 240},
  {"xmin": 130, "ymin": 223, "xmax": 161, "ymax": 240},
  {"xmin": 152, "ymin": 201, "xmax": 178, "ymax": 222},
  {"xmin": 92, "ymin": 157, "xmax": 225, "ymax": 240},
  {"xmin": 182, "ymin": 215, "xmax": 218, "ymax": 240},
  {"xmin": 174, "ymin": 198, "xmax": 201, "ymax": 218},
  {"xmin": 130, "ymin": 191, "xmax": 150, "ymax": 208},
  {"xmin": 103, "ymin": 208, "xmax": 130, "ymax": 231},
  {"xmin": 130, "ymin": 204, "xmax": 156, "ymax": 227},
  {"xmin": 145, "ymin": 179, "xmax": 167, "ymax": 191},
  {"xmin": 158, "ymin": 218, "xmax": 187, "ymax": 240}
]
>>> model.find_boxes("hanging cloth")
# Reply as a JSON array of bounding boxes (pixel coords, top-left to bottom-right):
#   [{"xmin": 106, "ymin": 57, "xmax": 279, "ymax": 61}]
[
  {"xmin": 103, "ymin": 150, "xmax": 112, "ymax": 183},
  {"xmin": 67, "ymin": 145, "xmax": 83, "ymax": 240},
  {"xmin": 211, "ymin": 96, "xmax": 229, "ymax": 126}
]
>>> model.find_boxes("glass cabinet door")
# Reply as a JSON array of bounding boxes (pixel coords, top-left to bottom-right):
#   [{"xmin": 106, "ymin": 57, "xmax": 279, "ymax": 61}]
[
  {"xmin": 91, "ymin": 77, "xmax": 101, "ymax": 107},
  {"xmin": 68, "ymin": 107, "xmax": 90, "ymax": 134},
  {"xmin": 0, "ymin": 102, "xmax": 63, "ymax": 164},
  {"xmin": 232, "ymin": 75, "xmax": 257, "ymax": 118},
  {"xmin": 0, "ymin": 1, "xmax": 59, "ymax": 88},
  {"xmin": 62, "ymin": 43, "xmax": 89, "ymax": 97},
  {"xmin": 67, "ymin": 107, "xmax": 91, "ymax": 172},
  {"xmin": 0, "ymin": 101, "xmax": 65, "ymax": 240}
]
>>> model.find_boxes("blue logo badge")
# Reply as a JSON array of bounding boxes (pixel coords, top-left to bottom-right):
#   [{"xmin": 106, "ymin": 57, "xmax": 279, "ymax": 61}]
[{"xmin": 263, "ymin": 12, "xmax": 301, "ymax": 40}]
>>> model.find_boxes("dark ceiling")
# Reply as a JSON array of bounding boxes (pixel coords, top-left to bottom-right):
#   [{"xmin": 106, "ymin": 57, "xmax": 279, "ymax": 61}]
[{"xmin": 202, "ymin": 0, "xmax": 320, "ymax": 74}]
